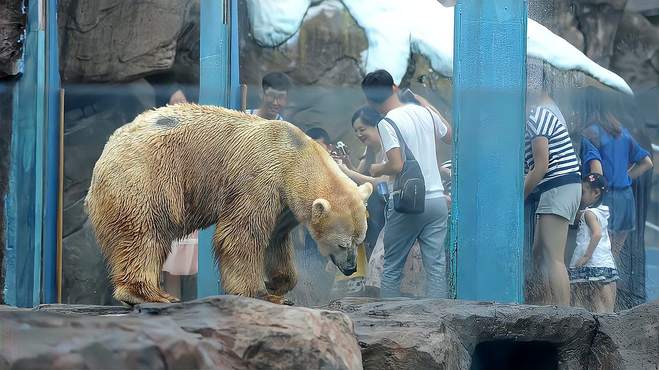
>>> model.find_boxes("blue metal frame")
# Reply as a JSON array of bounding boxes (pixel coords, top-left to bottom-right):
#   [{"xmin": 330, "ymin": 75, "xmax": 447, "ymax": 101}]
[
  {"xmin": 5, "ymin": 0, "xmax": 47, "ymax": 307},
  {"xmin": 42, "ymin": 0, "xmax": 61, "ymax": 304},
  {"xmin": 451, "ymin": 0, "xmax": 527, "ymax": 303},
  {"xmin": 197, "ymin": 0, "xmax": 240, "ymax": 297}
]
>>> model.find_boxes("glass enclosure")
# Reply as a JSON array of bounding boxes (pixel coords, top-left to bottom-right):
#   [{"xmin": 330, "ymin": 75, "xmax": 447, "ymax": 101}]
[
  {"xmin": 3, "ymin": 0, "xmax": 656, "ymax": 311},
  {"xmin": 57, "ymin": 1, "xmax": 200, "ymax": 304}
]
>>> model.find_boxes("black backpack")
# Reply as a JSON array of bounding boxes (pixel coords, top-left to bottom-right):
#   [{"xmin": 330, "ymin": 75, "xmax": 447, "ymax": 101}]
[{"xmin": 383, "ymin": 117, "xmax": 426, "ymax": 214}]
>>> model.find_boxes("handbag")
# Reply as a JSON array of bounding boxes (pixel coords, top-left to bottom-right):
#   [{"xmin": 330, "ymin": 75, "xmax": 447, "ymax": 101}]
[{"xmin": 383, "ymin": 117, "xmax": 426, "ymax": 214}]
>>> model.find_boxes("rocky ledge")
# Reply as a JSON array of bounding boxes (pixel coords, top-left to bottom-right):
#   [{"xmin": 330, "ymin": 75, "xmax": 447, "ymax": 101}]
[
  {"xmin": 0, "ymin": 296, "xmax": 657, "ymax": 370},
  {"xmin": 329, "ymin": 297, "xmax": 659, "ymax": 370}
]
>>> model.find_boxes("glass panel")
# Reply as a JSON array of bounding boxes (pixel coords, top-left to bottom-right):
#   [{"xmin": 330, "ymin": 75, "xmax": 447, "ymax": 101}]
[
  {"xmin": 526, "ymin": 0, "xmax": 658, "ymax": 311},
  {"xmin": 59, "ymin": 1, "xmax": 200, "ymax": 304},
  {"xmin": 46, "ymin": 0, "xmax": 656, "ymax": 311},
  {"xmin": 240, "ymin": 0, "xmax": 455, "ymax": 306}
]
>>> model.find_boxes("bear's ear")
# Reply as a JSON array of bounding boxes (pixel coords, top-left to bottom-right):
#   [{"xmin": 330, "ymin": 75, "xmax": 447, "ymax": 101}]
[
  {"xmin": 312, "ymin": 199, "xmax": 331, "ymax": 221},
  {"xmin": 357, "ymin": 183, "xmax": 373, "ymax": 202}
]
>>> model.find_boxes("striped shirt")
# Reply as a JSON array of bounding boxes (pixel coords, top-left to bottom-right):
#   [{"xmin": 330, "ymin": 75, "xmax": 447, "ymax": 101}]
[{"xmin": 525, "ymin": 106, "xmax": 580, "ymax": 186}]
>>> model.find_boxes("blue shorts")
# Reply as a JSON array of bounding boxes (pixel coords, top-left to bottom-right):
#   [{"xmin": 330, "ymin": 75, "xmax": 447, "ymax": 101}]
[{"xmin": 603, "ymin": 187, "xmax": 636, "ymax": 232}]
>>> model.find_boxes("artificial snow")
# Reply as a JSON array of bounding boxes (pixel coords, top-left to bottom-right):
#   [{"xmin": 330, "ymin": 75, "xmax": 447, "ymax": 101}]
[{"xmin": 245, "ymin": 0, "xmax": 633, "ymax": 95}]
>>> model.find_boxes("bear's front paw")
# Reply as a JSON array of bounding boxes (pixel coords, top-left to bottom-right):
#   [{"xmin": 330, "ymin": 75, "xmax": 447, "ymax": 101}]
[
  {"xmin": 257, "ymin": 292, "xmax": 295, "ymax": 306},
  {"xmin": 265, "ymin": 273, "xmax": 297, "ymax": 296}
]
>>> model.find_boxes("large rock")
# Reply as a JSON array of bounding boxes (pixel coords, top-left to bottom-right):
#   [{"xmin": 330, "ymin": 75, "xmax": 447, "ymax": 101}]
[
  {"xmin": 58, "ymin": 0, "xmax": 198, "ymax": 83},
  {"xmin": 329, "ymin": 297, "xmax": 659, "ymax": 370},
  {"xmin": 0, "ymin": 296, "xmax": 363, "ymax": 370},
  {"xmin": 0, "ymin": 0, "xmax": 25, "ymax": 78},
  {"xmin": 611, "ymin": 11, "xmax": 659, "ymax": 91},
  {"xmin": 591, "ymin": 300, "xmax": 659, "ymax": 369}
]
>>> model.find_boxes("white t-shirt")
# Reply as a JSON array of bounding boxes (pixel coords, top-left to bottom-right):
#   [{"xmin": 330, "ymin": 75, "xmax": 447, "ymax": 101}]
[
  {"xmin": 378, "ymin": 104, "xmax": 448, "ymax": 199},
  {"xmin": 570, "ymin": 205, "xmax": 616, "ymax": 269}
]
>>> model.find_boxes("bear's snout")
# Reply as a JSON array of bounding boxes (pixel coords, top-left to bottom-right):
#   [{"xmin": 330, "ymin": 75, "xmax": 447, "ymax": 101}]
[
  {"xmin": 330, "ymin": 253, "xmax": 357, "ymax": 276},
  {"xmin": 341, "ymin": 265, "xmax": 357, "ymax": 276}
]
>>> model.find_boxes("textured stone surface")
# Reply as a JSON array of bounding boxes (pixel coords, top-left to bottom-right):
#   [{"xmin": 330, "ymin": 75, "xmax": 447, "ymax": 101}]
[
  {"xmin": 591, "ymin": 300, "xmax": 659, "ymax": 370},
  {"xmin": 0, "ymin": 296, "xmax": 363, "ymax": 370},
  {"xmin": 611, "ymin": 11, "xmax": 659, "ymax": 91},
  {"xmin": 0, "ymin": 0, "xmax": 25, "ymax": 78},
  {"xmin": 329, "ymin": 297, "xmax": 659, "ymax": 370},
  {"xmin": 330, "ymin": 298, "xmax": 595, "ymax": 369},
  {"xmin": 57, "ymin": 0, "xmax": 198, "ymax": 83},
  {"xmin": 1, "ymin": 297, "xmax": 656, "ymax": 370}
]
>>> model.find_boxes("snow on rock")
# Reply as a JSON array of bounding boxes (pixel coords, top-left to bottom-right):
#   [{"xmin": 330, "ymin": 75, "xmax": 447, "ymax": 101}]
[{"xmin": 245, "ymin": 0, "xmax": 633, "ymax": 95}]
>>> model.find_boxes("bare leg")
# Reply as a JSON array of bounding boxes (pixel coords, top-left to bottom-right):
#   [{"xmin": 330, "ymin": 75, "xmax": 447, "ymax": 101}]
[
  {"xmin": 535, "ymin": 214, "xmax": 571, "ymax": 306},
  {"xmin": 596, "ymin": 282, "xmax": 617, "ymax": 313},
  {"xmin": 571, "ymin": 284, "xmax": 590, "ymax": 310},
  {"xmin": 527, "ymin": 216, "xmax": 552, "ymax": 305},
  {"xmin": 610, "ymin": 231, "xmax": 628, "ymax": 258},
  {"xmin": 163, "ymin": 272, "xmax": 182, "ymax": 299},
  {"xmin": 112, "ymin": 235, "xmax": 180, "ymax": 305},
  {"xmin": 579, "ymin": 283, "xmax": 601, "ymax": 312}
]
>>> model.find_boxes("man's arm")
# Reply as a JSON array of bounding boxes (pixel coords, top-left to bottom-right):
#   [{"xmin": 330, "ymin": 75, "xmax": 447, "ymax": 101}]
[{"xmin": 370, "ymin": 148, "xmax": 403, "ymax": 177}]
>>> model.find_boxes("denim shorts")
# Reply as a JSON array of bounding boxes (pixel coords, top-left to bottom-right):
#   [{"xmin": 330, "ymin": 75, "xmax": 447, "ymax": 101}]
[
  {"xmin": 569, "ymin": 266, "xmax": 619, "ymax": 284},
  {"xmin": 603, "ymin": 187, "xmax": 636, "ymax": 232}
]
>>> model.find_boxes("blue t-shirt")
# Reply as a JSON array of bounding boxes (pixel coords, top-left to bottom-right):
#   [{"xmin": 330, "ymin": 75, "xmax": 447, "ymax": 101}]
[{"xmin": 580, "ymin": 124, "xmax": 650, "ymax": 189}]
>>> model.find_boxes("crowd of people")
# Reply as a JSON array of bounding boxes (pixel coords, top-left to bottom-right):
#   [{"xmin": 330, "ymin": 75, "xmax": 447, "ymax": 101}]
[
  {"xmin": 159, "ymin": 69, "xmax": 653, "ymax": 313},
  {"xmin": 525, "ymin": 87, "xmax": 653, "ymax": 313}
]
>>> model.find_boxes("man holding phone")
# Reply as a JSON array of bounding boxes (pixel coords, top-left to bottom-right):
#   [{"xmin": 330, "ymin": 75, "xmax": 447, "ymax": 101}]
[{"xmin": 362, "ymin": 69, "xmax": 452, "ymax": 298}]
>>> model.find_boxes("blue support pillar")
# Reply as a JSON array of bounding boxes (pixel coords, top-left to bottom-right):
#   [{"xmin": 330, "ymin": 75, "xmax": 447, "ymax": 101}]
[
  {"xmin": 451, "ymin": 0, "xmax": 527, "ymax": 303},
  {"xmin": 197, "ymin": 0, "xmax": 239, "ymax": 297},
  {"xmin": 42, "ymin": 0, "xmax": 61, "ymax": 304},
  {"xmin": 5, "ymin": 0, "xmax": 47, "ymax": 307}
]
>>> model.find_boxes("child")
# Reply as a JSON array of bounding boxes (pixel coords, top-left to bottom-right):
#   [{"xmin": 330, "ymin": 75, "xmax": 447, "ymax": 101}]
[{"xmin": 569, "ymin": 173, "xmax": 619, "ymax": 313}]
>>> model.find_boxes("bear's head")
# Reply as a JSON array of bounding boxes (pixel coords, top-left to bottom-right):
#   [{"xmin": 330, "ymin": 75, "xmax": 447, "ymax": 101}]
[{"xmin": 307, "ymin": 183, "xmax": 373, "ymax": 276}]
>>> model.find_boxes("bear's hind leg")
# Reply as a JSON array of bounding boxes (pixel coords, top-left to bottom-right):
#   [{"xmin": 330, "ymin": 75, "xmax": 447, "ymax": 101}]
[
  {"xmin": 111, "ymin": 236, "xmax": 180, "ymax": 305},
  {"xmin": 265, "ymin": 234, "xmax": 298, "ymax": 297}
]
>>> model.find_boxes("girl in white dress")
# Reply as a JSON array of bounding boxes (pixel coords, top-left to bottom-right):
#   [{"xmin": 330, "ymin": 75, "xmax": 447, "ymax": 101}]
[{"xmin": 569, "ymin": 173, "xmax": 618, "ymax": 313}]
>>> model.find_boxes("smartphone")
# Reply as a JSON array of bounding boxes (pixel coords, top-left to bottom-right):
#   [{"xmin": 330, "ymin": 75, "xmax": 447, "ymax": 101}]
[{"xmin": 400, "ymin": 88, "xmax": 419, "ymax": 105}]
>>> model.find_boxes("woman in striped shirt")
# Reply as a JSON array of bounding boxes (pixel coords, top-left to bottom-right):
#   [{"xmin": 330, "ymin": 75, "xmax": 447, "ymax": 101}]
[{"xmin": 524, "ymin": 92, "xmax": 581, "ymax": 306}]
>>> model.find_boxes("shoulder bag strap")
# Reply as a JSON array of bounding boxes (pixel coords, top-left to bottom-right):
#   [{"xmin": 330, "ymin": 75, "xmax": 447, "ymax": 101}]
[{"xmin": 382, "ymin": 117, "xmax": 415, "ymax": 162}]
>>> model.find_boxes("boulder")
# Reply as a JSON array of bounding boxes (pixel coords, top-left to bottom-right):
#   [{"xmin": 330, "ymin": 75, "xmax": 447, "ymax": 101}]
[
  {"xmin": 611, "ymin": 11, "xmax": 659, "ymax": 91},
  {"xmin": 0, "ymin": 0, "xmax": 25, "ymax": 78},
  {"xmin": 0, "ymin": 296, "xmax": 363, "ymax": 370},
  {"xmin": 329, "ymin": 298, "xmax": 594, "ymax": 369},
  {"xmin": 57, "ymin": 0, "xmax": 198, "ymax": 83},
  {"xmin": 1, "ymin": 296, "xmax": 657, "ymax": 370},
  {"xmin": 329, "ymin": 297, "xmax": 659, "ymax": 370},
  {"xmin": 591, "ymin": 300, "xmax": 659, "ymax": 370}
]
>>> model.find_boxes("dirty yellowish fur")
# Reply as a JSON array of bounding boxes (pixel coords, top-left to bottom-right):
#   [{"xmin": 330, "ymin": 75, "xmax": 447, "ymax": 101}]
[{"xmin": 85, "ymin": 104, "xmax": 371, "ymax": 305}]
